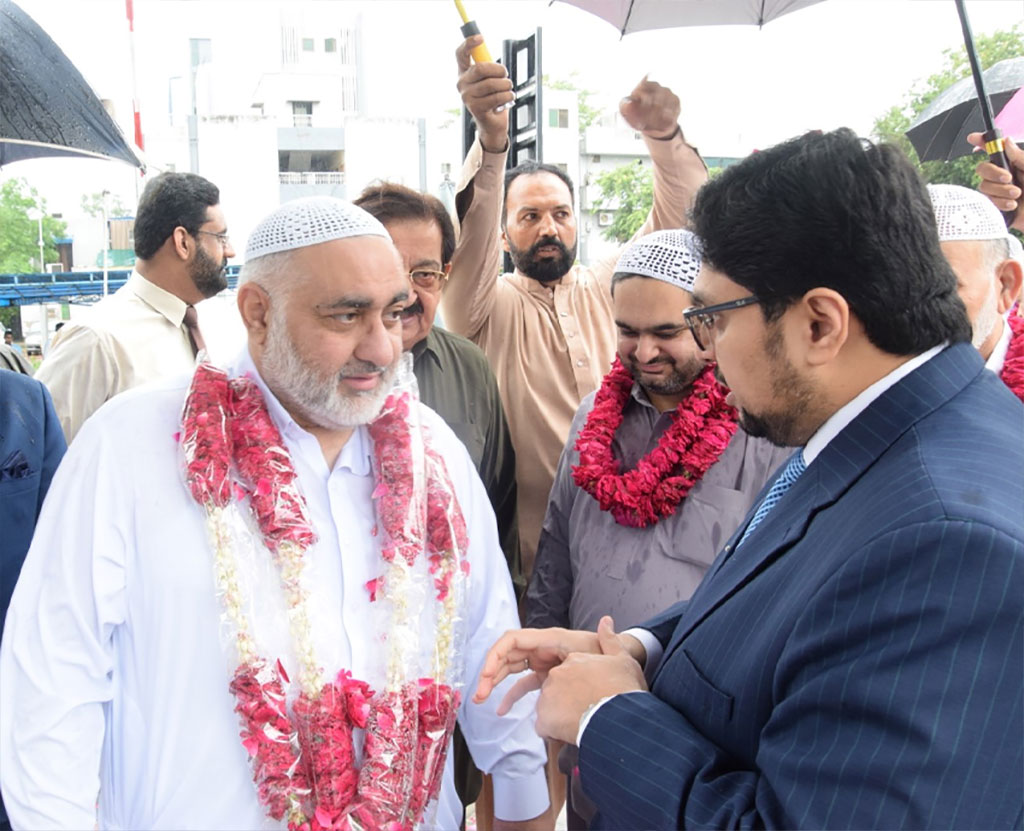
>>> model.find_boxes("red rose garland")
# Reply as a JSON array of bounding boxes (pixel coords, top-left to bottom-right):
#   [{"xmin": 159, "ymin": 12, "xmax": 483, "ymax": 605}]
[
  {"xmin": 1000, "ymin": 309, "xmax": 1023, "ymax": 403},
  {"xmin": 180, "ymin": 363, "xmax": 469, "ymax": 831},
  {"xmin": 572, "ymin": 358, "xmax": 738, "ymax": 528}
]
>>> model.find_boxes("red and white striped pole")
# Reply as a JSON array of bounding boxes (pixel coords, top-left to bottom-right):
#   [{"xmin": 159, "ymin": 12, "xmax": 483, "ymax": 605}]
[{"xmin": 126, "ymin": 0, "xmax": 144, "ymax": 172}]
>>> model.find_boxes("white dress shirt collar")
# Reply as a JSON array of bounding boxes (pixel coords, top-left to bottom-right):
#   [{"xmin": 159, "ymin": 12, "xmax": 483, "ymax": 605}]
[
  {"xmin": 802, "ymin": 344, "xmax": 946, "ymax": 467},
  {"xmin": 231, "ymin": 347, "xmax": 372, "ymax": 477},
  {"xmin": 127, "ymin": 270, "xmax": 189, "ymax": 327}
]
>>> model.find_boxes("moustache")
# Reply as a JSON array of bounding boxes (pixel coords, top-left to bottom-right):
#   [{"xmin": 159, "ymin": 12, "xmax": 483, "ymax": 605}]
[
  {"xmin": 338, "ymin": 360, "xmax": 388, "ymax": 379},
  {"xmin": 401, "ymin": 298, "xmax": 425, "ymax": 317},
  {"xmin": 528, "ymin": 236, "xmax": 570, "ymax": 259},
  {"xmin": 714, "ymin": 367, "xmax": 729, "ymax": 388}
]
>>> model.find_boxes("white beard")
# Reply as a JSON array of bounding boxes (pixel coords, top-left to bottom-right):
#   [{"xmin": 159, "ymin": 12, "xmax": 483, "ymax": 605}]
[
  {"xmin": 972, "ymin": 282, "xmax": 1001, "ymax": 351},
  {"xmin": 260, "ymin": 307, "xmax": 397, "ymax": 430}
]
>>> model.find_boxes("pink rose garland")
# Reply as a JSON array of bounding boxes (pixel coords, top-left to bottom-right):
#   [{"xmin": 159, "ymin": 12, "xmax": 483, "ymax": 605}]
[
  {"xmin": 181, "ymin": 367, "xmax": 468, "ymax": 831},
  {"xmin": 572, "ymin": 358, "xmax": 738, "ymax": 528},
  {"xmin": 1001, "ymin": 308, "xmax": 1023, "ymax": 403}
]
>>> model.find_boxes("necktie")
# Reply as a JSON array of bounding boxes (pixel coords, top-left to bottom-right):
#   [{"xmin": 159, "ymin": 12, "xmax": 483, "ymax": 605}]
[
  {"xmin": 737, "ymin": 449, "xmax": 806, "ymax": 547},
  {"xmin": 183, "ymin": 305, "xmax": 206, "ymax": 357}
]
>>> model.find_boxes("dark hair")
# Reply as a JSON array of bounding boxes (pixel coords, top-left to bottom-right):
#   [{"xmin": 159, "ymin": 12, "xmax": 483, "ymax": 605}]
[
  {"xmin": 353, "ymin": 182, "xmax": 456, "ymax": 265},
  {"xmin": 691, "ymin": 128, "xmax": 971, "ymax": 355},
  {"xmin": 502, "ymin": 161, "xmax": 575, "ymax": 227},
  {"xmin": 133, "ymin": 172, "xmax": 220, "ymax": 259}
]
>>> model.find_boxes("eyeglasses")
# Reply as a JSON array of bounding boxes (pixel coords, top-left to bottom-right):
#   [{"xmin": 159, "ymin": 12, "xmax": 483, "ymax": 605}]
[
  {"xmin": 195, "ymin": 230, "xmax": 231, "ymax": 247},
  {"xmin": 682, "ymin": 295, "xmax": 760, "ymax": 351},
  {"xmin": 409, "ymin": 268, "xmax": 448, "ymax": 291}
]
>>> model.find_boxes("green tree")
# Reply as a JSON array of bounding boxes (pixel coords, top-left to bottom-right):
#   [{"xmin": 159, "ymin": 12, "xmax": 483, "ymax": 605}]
[
  {"xmin": 592, "ymin": 160, "xmax": 653, "ymax": 243},
  {"xmin": 81, "ymin": 191, "xmax": 130, "ymax": 219},
  {"xmin": 592, "ymin": 162, "xmax": 724, "ymax": 243},
  {"xmin": 872, "ymin": 24, "xmax": 1024, "ymax": 187},
  {"xmin": 544, "ymin": 73, "xmax": 603, "ymax": 131},
  {"xmin": 0, "ymin": 179, "xmax": 67, "ymax": 273}
]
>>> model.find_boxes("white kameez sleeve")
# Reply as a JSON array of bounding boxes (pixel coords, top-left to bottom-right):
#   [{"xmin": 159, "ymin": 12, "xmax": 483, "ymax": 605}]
[
  {"xmin": 424, "ymin": 408, "xmax": 550, "ymax": 823},
  {"xmin": 0, "ymin": 421, "xmax": 127, "ymax": 829}
]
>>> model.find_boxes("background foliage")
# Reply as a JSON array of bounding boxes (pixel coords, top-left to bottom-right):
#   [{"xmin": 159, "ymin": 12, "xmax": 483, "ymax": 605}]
[{"xmin": 0, "ymin": 179, "xmax": 68, "ymax": 273}]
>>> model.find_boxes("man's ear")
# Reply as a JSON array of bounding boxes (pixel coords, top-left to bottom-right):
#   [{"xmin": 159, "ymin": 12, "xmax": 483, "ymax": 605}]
[
  {"xmin": 995, "ymin": 258, "xmax": 1023, "ymax": 315},
  {"xmin": 501, "ymin": 227, "xmax": 510, "ymax": 254},
  {"xmin": 798, "ymin": 288, "xmax": 849, "ymax": 367},
  {"xmin": 171, "ymin": 226, "xmax": 192, "ymax": 262},
  {"xmin": 237, "ymin": 282, "xmax": 273, "ymax": 345}
]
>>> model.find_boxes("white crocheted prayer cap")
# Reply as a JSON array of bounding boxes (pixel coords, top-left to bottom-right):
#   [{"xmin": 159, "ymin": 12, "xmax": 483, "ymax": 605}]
[
  {"xmin": 613, "ymin": 229, "xmax": 702, "ymax": 291},
  {"xmin": 1009, "ymin": 234, "xmax": 1024, "ymax": 264},
  {"xmin": 928, "ymin": 184, "xmax": 1009, "ymax": 242},
  {"xmin": 245, "ymin": 196, "xmax": 389, "ymax": 261}
]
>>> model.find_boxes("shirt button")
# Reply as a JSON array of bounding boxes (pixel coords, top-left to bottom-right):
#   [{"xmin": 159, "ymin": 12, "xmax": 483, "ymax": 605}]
[
  {"xmin": 566, "ymin": 331, "xmax": 576, "ymax": 338},
  {"xmin": 576, "ymin": 359, "xmax": 586, "ymax": 367},
  {"xmin": 559, "ymin": 311, "xmax": 568, "ymax": 317}
]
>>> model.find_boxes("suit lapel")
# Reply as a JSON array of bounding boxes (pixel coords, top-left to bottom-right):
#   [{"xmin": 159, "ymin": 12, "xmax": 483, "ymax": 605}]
[{"xmin": 659, "ymin": 344, "xmax": 985, "ymax": 666}]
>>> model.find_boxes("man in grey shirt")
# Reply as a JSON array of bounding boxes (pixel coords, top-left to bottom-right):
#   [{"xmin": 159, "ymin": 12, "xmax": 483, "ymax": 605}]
[{"xmin": 526, "ymin": 230, "xmax": 788, "ymax": 828}]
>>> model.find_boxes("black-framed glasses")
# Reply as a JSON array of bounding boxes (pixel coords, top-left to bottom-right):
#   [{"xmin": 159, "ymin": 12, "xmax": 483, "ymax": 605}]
[
  {"xmin": 195, "ymin": 230, "xmax": 231, "ymax": 247},
  {"xmin": 409, "ymin": 268, "xmax": 448, "ymax": 291},
  {"xmin": 682, "ymin": 295, "xmax": 760, "ymax": 351}
]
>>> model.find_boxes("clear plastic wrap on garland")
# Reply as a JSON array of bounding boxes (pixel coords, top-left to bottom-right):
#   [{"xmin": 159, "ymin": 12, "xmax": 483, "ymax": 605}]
[{"xmin": 181, "ymin": 357, "xmax": 470, "ymax": 830}]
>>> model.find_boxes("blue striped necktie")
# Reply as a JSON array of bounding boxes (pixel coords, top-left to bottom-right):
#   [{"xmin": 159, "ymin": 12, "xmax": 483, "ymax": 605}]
[{"xmin": 737, "ymin": 450, "xmax": 806, "ymax": 547}]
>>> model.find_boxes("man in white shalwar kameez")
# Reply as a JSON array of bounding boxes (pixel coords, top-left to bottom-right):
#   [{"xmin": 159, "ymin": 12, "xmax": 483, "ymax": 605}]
[{"xmin": 0, "ymin": 199, "xmax": 551, "ymax": 831}]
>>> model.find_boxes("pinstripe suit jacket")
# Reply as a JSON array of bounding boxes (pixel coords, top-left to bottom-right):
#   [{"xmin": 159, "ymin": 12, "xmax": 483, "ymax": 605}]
[{"xmin": 578, "ymin": 343, "xmax": 1024, "ymax": 830}]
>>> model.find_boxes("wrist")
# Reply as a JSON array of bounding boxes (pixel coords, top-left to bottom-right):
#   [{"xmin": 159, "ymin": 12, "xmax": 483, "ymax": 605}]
[
  {"xmin": 576, "ymin": 695, "xmax": 612, "ymax": 746},
  {"xmin": 480, "ymin": 134, "xmax": 510, "ymax": 154},
  {"xmin": 619, "ymin": 633, "xmax": 646, "ymax": 665},
  {"xmin": 644, "ymin": 123, "xmax": 682, "ymax": 142}
]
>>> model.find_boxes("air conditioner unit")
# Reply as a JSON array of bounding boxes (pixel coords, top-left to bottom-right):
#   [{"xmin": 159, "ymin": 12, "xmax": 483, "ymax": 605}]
[{"xmin": 598, "ymin": 211, "xmax": 614, "ymax": 227}]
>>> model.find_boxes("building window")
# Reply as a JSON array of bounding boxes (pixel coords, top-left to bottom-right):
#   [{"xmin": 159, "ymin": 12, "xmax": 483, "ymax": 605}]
[
  {"xmin": 548, "ymin": 108, "xmax": 569, "ymax": 129},
  {"xmin": 325, "ymin": 37, "xmax": 337, "ymax": 53},
  {"xmin": 291, "ymin": 100, "xmax": 313, "ymax": 127},
  {"xmin": 301, "ymin": 37, "xmax": 314, "ymax": 52}
]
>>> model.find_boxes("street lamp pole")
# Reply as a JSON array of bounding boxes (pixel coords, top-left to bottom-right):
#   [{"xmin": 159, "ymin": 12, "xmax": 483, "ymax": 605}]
[{"xmin": 101, "ymin": 190, "xmax": 110, "ymax": 296}]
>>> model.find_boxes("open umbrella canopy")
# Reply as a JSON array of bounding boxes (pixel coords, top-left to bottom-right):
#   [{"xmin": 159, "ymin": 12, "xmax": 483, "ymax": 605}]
[
  {"xmin": 906, "ymin": 56, "xmax": 1024, "ymax": 162},
  {"xmin": 552, "ymin": 0, "xmax": 825, "ymax": 34},
  {"xmin": 0, "ymin": 0, "xmax": 143, "ymax": 169}
]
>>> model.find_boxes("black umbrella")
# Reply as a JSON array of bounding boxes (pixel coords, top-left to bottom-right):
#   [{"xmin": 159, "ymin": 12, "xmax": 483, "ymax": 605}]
[
  {"xmin": 906, "ymin": 57, "xmax": 1023, "ymax": 162},
  {"xmin": 946, "ymin": 0, "xmax": 1016, "ymax": 225},
  {"xmin": 0, "ymin": 0, "xmax": 143, "ymax": 169}
]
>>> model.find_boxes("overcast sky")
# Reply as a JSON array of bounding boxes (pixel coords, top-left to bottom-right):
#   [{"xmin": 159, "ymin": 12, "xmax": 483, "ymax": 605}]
[{"xmin": 4, "ymin": 0, "xmax": 1022, "ymax": 218}]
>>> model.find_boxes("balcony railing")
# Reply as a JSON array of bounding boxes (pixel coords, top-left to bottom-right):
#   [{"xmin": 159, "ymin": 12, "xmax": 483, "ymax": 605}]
[
  {"xmin": 292, "ymin": 114, "xmax": 313, "ymax": 127},
  {"xmin": 278, "ymin": 172, "xmax": 345, "ymax": 185}
]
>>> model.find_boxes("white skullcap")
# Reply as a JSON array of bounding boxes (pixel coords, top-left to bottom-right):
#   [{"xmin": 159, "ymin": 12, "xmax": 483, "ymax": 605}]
[
  {"xmin": 613, "ymin": 229, "xmax": 702, "ymax": 291},
  {"xmin": 245, "ymin": 196, "xmax": 389, "ymax": 261},
  {"xmin": 1009, "ymin": 234, "xmax": 1024, "ymax": 264},
  {"xmin": 928, "ymin": 184, "xmax": 1009, "ymax": 242}
]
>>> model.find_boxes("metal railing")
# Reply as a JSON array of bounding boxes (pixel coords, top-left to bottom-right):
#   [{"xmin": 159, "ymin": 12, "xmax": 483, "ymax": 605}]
[
  {"xmin": 278, "ymin": 172, "xmax": 345, "ymax": 185},
  {"xmin": 0, "ymin": 267, "xmax": 242, "ymax": 306}
]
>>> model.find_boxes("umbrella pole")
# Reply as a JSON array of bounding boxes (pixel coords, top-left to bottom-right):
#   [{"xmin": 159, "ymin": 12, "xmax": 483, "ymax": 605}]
[{"xmin": 954, "ymin": 0, "xmax": 1018, "ymax": 226}]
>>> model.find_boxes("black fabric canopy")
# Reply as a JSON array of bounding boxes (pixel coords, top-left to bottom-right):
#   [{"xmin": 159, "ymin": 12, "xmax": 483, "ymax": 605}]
[
  {"xmin": 907, "ymin": 57, "xmax": 1023, "ymax": 163},
  {"xmin": 0, "ymin": 0, "xmax": 143, "ymax": 168}
]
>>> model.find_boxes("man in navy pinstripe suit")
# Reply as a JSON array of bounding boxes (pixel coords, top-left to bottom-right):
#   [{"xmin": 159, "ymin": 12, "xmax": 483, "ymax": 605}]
[{"xmin": 475, "ymin": 129, "xmax": 1024, "ymax": 829}]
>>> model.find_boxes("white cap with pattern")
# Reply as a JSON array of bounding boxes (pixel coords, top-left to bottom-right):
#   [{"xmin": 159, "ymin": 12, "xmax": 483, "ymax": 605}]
[
  {"xmin": 1008, "ymin": 234, "xmax": 1024, "ymax": 264},
  {"xmin": 613, "ymin": 228, "xmax": 702, "ymax": 291},
  {"xmin": 928, "ymin": 183, "xmax": 1009, "ymax": 242},
  {"xmin": 245, "ymin": 196, "xmax": 389, "ymax": 261}
]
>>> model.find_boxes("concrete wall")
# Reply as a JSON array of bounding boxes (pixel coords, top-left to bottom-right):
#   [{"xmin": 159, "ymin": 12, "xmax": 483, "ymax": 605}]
[{"xmin": 194, "ymin": 115, "xmax": 280, "ymax": 256}]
